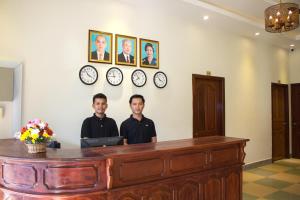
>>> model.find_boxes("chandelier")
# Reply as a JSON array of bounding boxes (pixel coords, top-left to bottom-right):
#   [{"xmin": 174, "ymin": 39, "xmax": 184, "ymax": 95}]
[{"xmin": 265, "ymin": 1, "xmax": 299, "ymax": 33}]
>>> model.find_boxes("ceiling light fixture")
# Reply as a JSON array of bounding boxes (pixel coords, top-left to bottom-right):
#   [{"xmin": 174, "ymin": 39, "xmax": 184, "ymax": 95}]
[
  {"xmin": 203, "ymin": 15, "xmax": 209, "ymax": 20},
  {"xmin": 255, "ymin": 32, "xmax": 260, "ymax": 36},
  {"xmin": 265, "ymin": 0, "xmax": 299, "ymax": 33},
  {"xmin": 290, "ymin": 44, "xmax": 295, "ymax": 47}
]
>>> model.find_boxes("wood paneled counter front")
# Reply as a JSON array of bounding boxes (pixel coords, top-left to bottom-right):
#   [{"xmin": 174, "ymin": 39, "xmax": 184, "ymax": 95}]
[{"xmin": 0, "ymin": 136, "xmax": 248, "ymax": 200}]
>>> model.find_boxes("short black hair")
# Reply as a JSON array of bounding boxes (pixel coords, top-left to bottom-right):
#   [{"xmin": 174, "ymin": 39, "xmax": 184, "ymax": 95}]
[
  {"xmin": 93, "ymin": 93, "xmax": 107, "ymax": 103},
  {"xmin": 129, "ymin": 94, "xmax": 145, "ymax": 104},
  {"xmin": 144, "ymin": 43, "xmax": 154, "ymax": 52}
]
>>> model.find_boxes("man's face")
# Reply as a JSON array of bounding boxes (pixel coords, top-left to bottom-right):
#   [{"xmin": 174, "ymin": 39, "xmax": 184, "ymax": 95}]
[
  {"xmin": 130, "ymin": 98, "xmax": 144, "ymax": 115},
  {"xmin": 122, "ymin": 40, "xmax": 132, "ymax": 55},
  {"xmin": 95, "ymin": 36, "xmax": 106, "ymax": 52},
  {"xmin": 146, "ymin": 46, "xmax": 153, "ymax": 57},
  {"xmin": 93, "ymin": 98, "xmax": 107, "ymax": 115}
]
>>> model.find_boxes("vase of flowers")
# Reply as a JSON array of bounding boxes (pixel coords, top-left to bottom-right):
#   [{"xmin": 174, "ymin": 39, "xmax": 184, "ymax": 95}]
[{"xmin": 19, "ymin": 119, "xmax": 54, "ymax": 153}]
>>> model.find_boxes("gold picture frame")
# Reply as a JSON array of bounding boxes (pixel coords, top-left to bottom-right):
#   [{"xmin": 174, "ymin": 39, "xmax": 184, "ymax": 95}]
[
  {"xmin": 140, "ymin": 38, "xmax": 159, "ymax": 69},
  {"xmin": 115, "ymin": 34, "xmax": 137, "ymax": 66},
  {"xmin": 88, "ymin": 30, "xmax": 113, "ymax": 64}
]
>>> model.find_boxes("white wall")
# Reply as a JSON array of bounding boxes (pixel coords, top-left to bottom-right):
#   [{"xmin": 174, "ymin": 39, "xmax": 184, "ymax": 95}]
[
  {"xmin": 289, "ymin": 49, "xmax": 300, "ymax": 83},
  {"xmin": 0, "ymin": 0, "xmax": 289, "ymax": 164},
  {"xmin": 288, "ymin": 49, "xmax": 300, "ymax": 155}
]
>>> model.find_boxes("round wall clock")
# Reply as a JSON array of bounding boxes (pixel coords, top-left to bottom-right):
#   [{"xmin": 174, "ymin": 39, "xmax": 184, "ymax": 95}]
[
  {"xmin": 153, "ymin": 71, "xmax": 167, "ymax": 88},
  {"xmin": 106, "ymin": 67, "xmax": 123, "ymax": 86},
  {"xmin": 131, "ymin": 69, "xmax": 147, "ymax": 87},
  {"xmin": 79, "ymin": 65, "xmax": 98, "ymax": 85}
]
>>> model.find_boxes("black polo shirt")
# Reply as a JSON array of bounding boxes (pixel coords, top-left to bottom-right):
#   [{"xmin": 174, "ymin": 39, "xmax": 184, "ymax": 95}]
[
  {"xmin": 120, "ymin": 115, "xmax": 156, "ymax": 144},
  {"xmin": 81, "ymin": 114, "xmax": 119, "ymax": 138}
]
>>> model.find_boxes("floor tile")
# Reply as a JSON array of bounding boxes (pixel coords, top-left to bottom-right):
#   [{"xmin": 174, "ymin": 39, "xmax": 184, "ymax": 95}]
[
  {"xmin": 282, "ymin": 184, "xmax": 300, "ymax": 196},
  {"xmin": 269, "ymin": 173, "xmax": 300, "ymax": 184},
  {"xmin": 243, "ymin": 183, "xmax": 277, "ymax": 197},
  {"xmin": 248, "ymin": 168, "xmax": 277, "ymax": 177},
  {"xmin": 244, "ymin": 171, "xmax": 265, "ymax": 183},
  {"xmin": 265, "ymin": 191, "xmax": 300, "ymax": 200},
  {"xmin": 275, "ymin": 160, "xmax": 300, "ymax": 168},
  {"xmin": 243, "ymin": 193, "xmax": 257, "ymax": 200},
  {"xmin": 243, "ymin": 159, "xmax": 300, "ymax": 199},
  {"xmin": 260, "ymin": 163, "xmax": 292, "ymax": 173},
  {"xmin": 255, "ymin": 178, "xmax": 292, "ymax": 189},
  {"xmin": 286, "ymin": 168, "xmax": 300, "ymax": 176}
]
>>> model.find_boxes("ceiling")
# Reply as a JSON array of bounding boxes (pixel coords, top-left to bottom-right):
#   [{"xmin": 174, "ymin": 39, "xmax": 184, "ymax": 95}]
[{"xmin": 183, "ymin": 0, "xmax": 300, "ymax": 49}]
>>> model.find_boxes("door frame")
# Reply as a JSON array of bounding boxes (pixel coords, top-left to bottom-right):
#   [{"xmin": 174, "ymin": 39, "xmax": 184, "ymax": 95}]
[
  {"xmin": 291, "ymin": 83, "xmax": 300, "ymax": 158},
  {"xmin": 271, "ymin": 83, "xmax": 289, "ymax": 160},
  {"xmin": 0, "ymin": 61, "xmax": 23, "ymax": 134},
  {"xmin": 192, "ymin": 74, "xmax": 225, "ymax": 137}
]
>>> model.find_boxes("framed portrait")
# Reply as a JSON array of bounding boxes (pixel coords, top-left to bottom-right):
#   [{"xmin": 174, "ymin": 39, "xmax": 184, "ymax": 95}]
[
  {"xmin": 88, "ymin": 30, "xmax": 113, "ymax": 64},
  {"xmin": 140, "ymin": 38, "xmax": 159, "ymax": 69},
  {"xmin": 115, "ymin": 34, "xmax": 137, "ymax": 66}
]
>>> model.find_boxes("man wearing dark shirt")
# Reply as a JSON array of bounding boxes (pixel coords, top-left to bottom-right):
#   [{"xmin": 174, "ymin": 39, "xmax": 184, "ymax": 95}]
[
  {"xmin": 120, "ymin": 94, "xmax": 157, "ymax": 145},
  {"xmin": 81, "ymin": 93, "xmax": 119, "ymax": 138}
]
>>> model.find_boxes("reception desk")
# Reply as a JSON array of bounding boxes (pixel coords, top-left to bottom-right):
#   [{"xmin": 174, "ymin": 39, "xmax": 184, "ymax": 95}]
[{"xmin": 0, "ymin": 136, "xmax": 248, "ymax": 200}]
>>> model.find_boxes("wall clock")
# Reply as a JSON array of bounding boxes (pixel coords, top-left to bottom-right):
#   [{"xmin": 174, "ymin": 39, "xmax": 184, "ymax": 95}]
[
  {"xmin": 153, "ymin": 71, "xmax": 167, "ymax": 88},
  {"xmin": 106, "ymin": 67, "xmax": 123, "ymax": 86},
  {"xmin": 79, "ymin": 65, "xmax": 98, "ymax": 85},
  {"xmin": 131, "ymin": 69, "xmax": 147, "ymax": 87}
]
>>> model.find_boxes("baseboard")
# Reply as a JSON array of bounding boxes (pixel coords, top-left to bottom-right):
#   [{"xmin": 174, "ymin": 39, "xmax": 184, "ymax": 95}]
[{"xmin": 243, "ymin": 159, "xmax": 272, "ymax": 170}]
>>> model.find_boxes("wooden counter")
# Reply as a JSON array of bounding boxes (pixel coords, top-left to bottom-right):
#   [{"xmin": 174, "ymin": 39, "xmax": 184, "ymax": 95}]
[{"xmin": 0, "ymin": 136, "xmax": 248, "ymax": 200}]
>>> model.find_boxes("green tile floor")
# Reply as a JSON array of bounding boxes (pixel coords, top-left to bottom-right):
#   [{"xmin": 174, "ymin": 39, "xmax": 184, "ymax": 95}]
[{"xmin": 243, "ymin": 159, "xmax": 300, "ymax": 200}]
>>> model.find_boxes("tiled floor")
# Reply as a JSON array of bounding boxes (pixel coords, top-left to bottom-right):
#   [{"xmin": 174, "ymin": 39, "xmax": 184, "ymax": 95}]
[{"xmin": 243, "ymin": 159, "xmax": 300, "ymax": 200}]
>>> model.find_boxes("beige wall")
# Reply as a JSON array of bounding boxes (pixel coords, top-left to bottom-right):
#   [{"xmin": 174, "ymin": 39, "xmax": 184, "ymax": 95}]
[
  {"xmin": 289, "ymin": 49, "xmax": 300, "ymax": 83},
  {"xmin": 0, "ymin": 0, "xmax": 290, "ymax": 163}
]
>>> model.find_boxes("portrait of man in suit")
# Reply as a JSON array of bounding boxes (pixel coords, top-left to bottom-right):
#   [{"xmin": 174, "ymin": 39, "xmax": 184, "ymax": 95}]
[
  {"xmin": 88, "ymin": 30, "xmax": 112, "ymax": 64},
  {"xmin": 115, "ymin": 34, "xmax": 137, "ymax": 66}
]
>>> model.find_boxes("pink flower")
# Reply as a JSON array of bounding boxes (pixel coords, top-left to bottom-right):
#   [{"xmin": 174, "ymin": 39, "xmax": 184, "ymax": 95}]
[{"xmin": 33, "ymin": 119, "xmax": 41, "ymax": 124}]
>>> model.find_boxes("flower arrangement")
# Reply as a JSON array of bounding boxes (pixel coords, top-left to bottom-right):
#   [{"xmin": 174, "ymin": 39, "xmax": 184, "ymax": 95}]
[{"xmin": 20, "ymin": 119, "xmax": 53, "ymax": 144}]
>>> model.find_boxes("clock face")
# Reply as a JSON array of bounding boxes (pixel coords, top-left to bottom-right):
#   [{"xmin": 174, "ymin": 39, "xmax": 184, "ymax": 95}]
[
  {"xmin": 154, "ymin": 71, "xmax": 167, "ymax": 88},
  {"xmin": 79, "ymin": 65, "xmax": 98, "ymax": 85},
  {"xmin": 106, "ymin": 67, "xmax": 123, "ymax": 86},
  {"xmin": 131, "ymin": 69, "xmax": 147, "ymax": 87}
]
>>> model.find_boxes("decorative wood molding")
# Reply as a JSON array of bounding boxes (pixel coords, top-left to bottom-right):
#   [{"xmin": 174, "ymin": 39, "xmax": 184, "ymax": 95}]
[{"xmin": 0, "ymin": 137, "xmax": 248, "ymax": 199}]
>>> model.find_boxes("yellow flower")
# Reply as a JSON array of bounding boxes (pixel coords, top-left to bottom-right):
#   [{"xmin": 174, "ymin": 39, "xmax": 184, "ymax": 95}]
[
  {"xmin": 31, "ymin": 139, "xmax": 35, "ymax": 144},
  {"xmin": 20, "ymin": 134, "xmax": 26, "ymax": 141},
  {"xmin": 20, "ymin": 130, "xmax": 30, "ymax": 141},
  {"xmin": 31, "ymin": 133, "xmax": 39, "ymax": 140},
  {"xmin": 43, "ymin": 132, "xmax": 49, "ymax": 138}
]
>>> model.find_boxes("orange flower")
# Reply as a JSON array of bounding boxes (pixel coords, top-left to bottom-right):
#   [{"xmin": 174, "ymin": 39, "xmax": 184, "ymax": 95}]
[
  {"xmin": 47, "ymin": 128, "xmax": 53, "ymax": 136},
  {"xmin": 21, "ymin": 127, "xmax": 27, "ymax": 134}
]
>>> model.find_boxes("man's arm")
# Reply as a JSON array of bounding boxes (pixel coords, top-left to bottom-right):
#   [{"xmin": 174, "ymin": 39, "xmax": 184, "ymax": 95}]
[
  {"xmin": 81, "ymin": 119, "xmax": 89, "ymax": 139},
  {"xmin": 123, "ymin": 138, "xmax": 128, "ymax": 145},
  {"xmin": 111, "ymin": 119, "xmax": 119, "ymax": 137},
  {"xmin": 151, "ymin": 120, "xmax": 157, "ymax": 143},
  {"xmin": 151, "ymin": 137, "xmax": 157, "ymax": 143},
  {"xmin": 120, "ymin": 122, "xmax": 128, "ymax": 145}
]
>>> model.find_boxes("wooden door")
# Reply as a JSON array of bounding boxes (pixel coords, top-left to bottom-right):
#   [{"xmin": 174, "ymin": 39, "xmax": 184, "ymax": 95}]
[
  {"xmin": 291, "ymin": 84, "xmax": 300, "ymax": 158},
  {"xmin": 192, "ymin": 75, "xmax": 225, "ymax": 137},
  {"xmin": 271, "ymin": 83, "xmax": 289, "ymax": 161}
]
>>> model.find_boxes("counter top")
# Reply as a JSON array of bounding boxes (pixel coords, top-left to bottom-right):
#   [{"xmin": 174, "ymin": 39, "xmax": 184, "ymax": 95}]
[{"xmin": 0, "ymin": 136, "xmax": 248, "ymax": 161}]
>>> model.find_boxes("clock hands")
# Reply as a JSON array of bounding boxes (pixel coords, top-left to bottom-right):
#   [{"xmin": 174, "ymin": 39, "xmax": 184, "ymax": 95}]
[
  {"xmin": 85, "ymin": 71, "xmax": 93, "ymax": 78},
  {"xmin": 158, "ymin": 76, "xmax": 163, "ymax": 82}
]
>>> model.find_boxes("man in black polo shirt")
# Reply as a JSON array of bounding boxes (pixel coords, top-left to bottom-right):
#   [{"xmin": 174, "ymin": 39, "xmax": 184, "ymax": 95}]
[
  {"xmin": 81, "ymin": 93, "xmax": 119, "ymax": 138},
  {"xmin": 120, "ymin": 94, "xmax": 157, "ymax": 145}
]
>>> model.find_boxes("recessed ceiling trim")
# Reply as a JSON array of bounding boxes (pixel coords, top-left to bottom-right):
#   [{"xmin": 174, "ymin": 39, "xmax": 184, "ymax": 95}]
[{"xmin": 183, "ymin": 0, "xmax": 264, "ymax": 28}]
